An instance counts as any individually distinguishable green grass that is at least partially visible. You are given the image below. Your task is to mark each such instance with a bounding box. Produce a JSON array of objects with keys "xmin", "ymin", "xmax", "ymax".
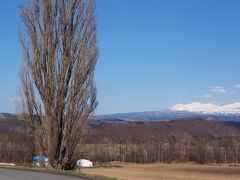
[{"xmin": 0, "ymin": 165, "xmax": 121, "ymax": 180}]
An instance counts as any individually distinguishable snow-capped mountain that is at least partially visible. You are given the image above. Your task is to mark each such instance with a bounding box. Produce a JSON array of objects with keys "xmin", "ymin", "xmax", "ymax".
[
  {"xmin": 171, "ymin": 102, "xmax": 240, "ymax": 114},
  {"xmin": 2, "ymin": 103, "xmax": 240, "ymax": 122},
  {"xmin": 96, "ymin": 102, "xmax": 240, "ymax": 121}
]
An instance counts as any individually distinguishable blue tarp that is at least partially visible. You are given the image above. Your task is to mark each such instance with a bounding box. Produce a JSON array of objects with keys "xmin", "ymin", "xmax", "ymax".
[{"xmin": 33, "ymin": 155, "xmax": 47, "ymax": 163}]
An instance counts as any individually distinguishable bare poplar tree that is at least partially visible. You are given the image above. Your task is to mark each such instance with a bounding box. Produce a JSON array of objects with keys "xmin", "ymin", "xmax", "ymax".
[{"xmin": 18, "ymin": 0, "xmax": 98, "ymax": 170}]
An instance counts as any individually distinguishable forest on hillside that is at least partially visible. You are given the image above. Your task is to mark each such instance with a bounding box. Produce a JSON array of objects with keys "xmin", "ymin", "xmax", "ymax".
[{"xmin": 1, "ymin": 118, "xmax": 240, "ymax": 164}]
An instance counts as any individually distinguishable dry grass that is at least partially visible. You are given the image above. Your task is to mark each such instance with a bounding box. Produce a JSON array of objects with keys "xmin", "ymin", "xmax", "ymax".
[{"xmin": 82, "ymin": 162, "xmax": 240, "ymax": 180}]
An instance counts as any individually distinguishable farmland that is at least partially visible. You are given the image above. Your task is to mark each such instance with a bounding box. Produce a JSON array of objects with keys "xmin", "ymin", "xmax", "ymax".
[{"xmin": 82, "ymin": 162, "xmax": 240, "ymax": 180}]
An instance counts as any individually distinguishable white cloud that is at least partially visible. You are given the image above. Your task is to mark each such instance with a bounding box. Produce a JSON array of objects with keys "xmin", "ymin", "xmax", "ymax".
[
  {"xmin": 171, "ymin": 102, "xmax": 240, "ymax": 114},
  {"xmin": 210, "ymin": 86, "xmax": 227, "ymax": 93},
  {"xmin": 234, "ymin": 84, "xmax": 240, "ymax": 89}
]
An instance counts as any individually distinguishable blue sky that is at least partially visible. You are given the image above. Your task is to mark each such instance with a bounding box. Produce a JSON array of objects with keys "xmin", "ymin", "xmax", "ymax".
[{"xmin": 0, "ymin": 0, "xmax": 240, "ymax": 114}]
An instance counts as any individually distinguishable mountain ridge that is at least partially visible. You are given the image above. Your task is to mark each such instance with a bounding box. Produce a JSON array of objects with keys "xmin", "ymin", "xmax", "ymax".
[
  {"xmin": 96, "ymin": 102, "xmax": 240, "ymax": 121},
  {"xmin": 3, "ymin": 102, "xmax": 240, "ymax": 122}
]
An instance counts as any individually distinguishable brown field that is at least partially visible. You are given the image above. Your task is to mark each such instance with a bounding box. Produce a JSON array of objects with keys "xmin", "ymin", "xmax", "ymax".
[{"xmin": 82, "ymin": 163, "xmax": 240, "ymax": 180}]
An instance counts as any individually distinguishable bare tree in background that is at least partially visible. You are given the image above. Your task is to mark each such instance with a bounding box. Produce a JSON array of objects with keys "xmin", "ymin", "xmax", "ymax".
[{"xmin": 18, "ymin": 0, "xmax": 98, "ymax": 170}]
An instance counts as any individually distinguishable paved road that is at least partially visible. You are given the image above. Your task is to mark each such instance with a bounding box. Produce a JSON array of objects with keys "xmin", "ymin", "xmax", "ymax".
[{"xmin": 0, "ymin": 168, "xmax": 88, "ymax": 180}]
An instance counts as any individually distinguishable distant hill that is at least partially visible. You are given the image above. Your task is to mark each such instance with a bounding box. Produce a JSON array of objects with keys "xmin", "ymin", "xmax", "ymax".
[
  {"xmin": 96, "ymin": 110, "xmax": 240, "ymax": 121},
  {"xmin": 2, "ymin": 111, "xmax": 240, "ymax": 142},
  {"xmin": 3, "ymin": 106, "xmax": 240, "ymax": 122},
  {"xmin": 96, "ymin": 102, "xmax": 240, "ymax": 121},
  {"xmin": 0, "ymin": 116, "xmax": 31, "ymax": 134},
  {"xmin": 87, "ymin": 119, "xmax": 240, "ymax": 143},
  {"xmin": 0, "ymin": 113, "xmax": 5, "ymax": 119},
  {"xmin": 2, "ymin": 116, "xmax": 240, "ymax": 140},
  {"xmin": 0, "ymin": 113, "xmax": 19, "ymax": 120},
  {"xmin": 0, "ymin": 113, "xmax": 18, "ymax": 119}
]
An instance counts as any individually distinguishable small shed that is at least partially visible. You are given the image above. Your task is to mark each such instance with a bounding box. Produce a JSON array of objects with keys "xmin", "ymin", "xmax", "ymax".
[{"xmin": 77, "ymin": 159, "xmax": 93, "ymax": 168}]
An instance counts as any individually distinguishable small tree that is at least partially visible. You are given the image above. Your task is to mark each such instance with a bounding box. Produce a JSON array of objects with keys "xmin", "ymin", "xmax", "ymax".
[{"xmin": 18, "ymin": 0, "xmax": 98, "ymax": 170}]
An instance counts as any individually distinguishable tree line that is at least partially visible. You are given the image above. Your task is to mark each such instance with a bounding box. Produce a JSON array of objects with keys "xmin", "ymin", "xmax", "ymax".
[
  {"xmin": 1, "ymin": 131, "xmax": 240, "ymax": 165},
  {"xmin": 82, "ymin": 135, "xmax": 240, "ymax": 164},
  {"xmin": 0, "ymin": 133, "xmax": 34, "ymax": 164}
]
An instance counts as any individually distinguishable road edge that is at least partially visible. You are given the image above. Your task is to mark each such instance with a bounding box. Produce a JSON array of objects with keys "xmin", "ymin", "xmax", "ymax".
[{"xmin": 0, "ymin": 166, "xmax": 120, "ymax": 180}]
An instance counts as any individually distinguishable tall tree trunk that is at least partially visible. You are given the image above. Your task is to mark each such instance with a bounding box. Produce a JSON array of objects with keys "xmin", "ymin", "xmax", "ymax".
[{"xmin": 18, "ymin": 0, "xmax": 98, "ymax": 170}]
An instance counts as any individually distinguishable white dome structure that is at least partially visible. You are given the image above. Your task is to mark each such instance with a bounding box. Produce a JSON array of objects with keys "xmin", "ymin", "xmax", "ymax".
[{"xmin": 77, "ymin": 159, "xmax": 93, "ymax": 168}]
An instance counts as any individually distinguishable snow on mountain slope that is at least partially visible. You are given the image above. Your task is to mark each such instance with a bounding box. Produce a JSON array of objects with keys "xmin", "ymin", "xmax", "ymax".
[{"xmin": 171, "ymin": 102, "xmax": 240, "ymax": 114}]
